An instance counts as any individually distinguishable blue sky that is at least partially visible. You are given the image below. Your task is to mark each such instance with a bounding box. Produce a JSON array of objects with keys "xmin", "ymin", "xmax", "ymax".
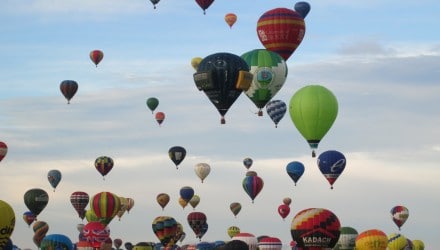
[{"xmin": 1, "ymin": 0, "xmax": 439, "ymax": 249}]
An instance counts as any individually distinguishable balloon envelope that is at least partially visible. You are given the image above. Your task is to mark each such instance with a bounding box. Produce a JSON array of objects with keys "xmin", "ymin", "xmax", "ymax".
[
  {"xmin": 155, "ymin": 111, "xmax": 165, "ymax": 125},
  {"xmin": 225, "ymin": 13, "xmax": 237, "ymax": 28},
  {"xmin": 156, "ymin": 193, "xmax": 170, "ymax": 210},
  {"xmin": 355, "ymin": 229, "xmax": 388, "ymax": 250},
  {"xmin": 187, "ymin": 212, "xmax": 207, "ymax": 239},
  {"xmin": 152, "ymin": 216, "xmax": 178, "ymax": 247},
  {"xmin": 317, "ymin": 150, "xmax": 346, "ymax": 189},
  {"xmin": 146, "ymin": 97, "xmax": 159, "ymax": 113},
  {"xmin": 242, "ymin": 175, "xmax": 264, "ymax": 202},
  {"xmin": 266, "ymin": 100, "xmax": 287, "ymax": 127},
  {"xmin": 90, "ymin": 50, "xmax": 104, "ymax": 67},
  {"xmin": 60, "ymin": 80, "xmax": 78, "ymax": 104},
  {"xmin": 289, "ymin": 85, "xmax": 338, "ymax": 157},
  {"xmin": 390, "ymin": 205, "xmax": 409, "ymax": 230},
  {"xmin": 47, "ymin": 169, "xmax": 62, "ymax": 191},
  {"xmin": 180, "ymin": 186, "xmax": 195, "ymax": 202},
  {"xmin": 23, "ymin": 188, "xmax": 49, "ymax": 218},
  {"xmin": 0, "ymin": 200, "xmax": 15, "ymax": 249},
  {"xmin": 169, "ymin": 146, "xmax": 186, "ymax": 169},
  {"xmin": 294, "ymin": 2, "xmax": 311, "ymax": 18},
  {"xmin": 90, "ymin": 191, "xmax": 121, "ymax": 225},
  {"xmin": 40, "ymin": 234, "xmax": 73, "ymax": 250},
  {"xmin": 195, "ymin": 0, "xmax": 214, "ymax": 14},
  {"xmin": 194, "ymin": 163, "xmax": 211, "ymax": 183},
  {"xmin": 95, "ymin": 156, "xmax": 114, "ymax": 178},
  {"xmin": 0, "ymin": 141, "xmax": 7, "ymax": 162},
  {"xmin": 70, "ymin": 191, "xmax": 89, "ymax": 219},
  {"xmin": 286, "ymin": 161, "xmax": 305, "ymax": 186},
  {"xmin": 230, "ymin": 202, "xmax": 241, "ymax": 217}
]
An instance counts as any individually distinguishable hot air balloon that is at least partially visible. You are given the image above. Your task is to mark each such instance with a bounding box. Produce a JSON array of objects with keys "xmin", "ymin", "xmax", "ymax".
[
  {"xmin": 152, "ymin": 216, "xmax": 178, "ymax": 247},
  {"xmin": 150, "ymin": 0, "xmax": 160, "ymax": 9},
  {"xmin": 0, "ymin": 200, "xmax": 15, "ymax": 249},
  {"xmin": 412, "ymin": 239, "xmax": 425, "ymax": 250},
  {"xmin": 317, "ymin": 150, "xmax": 346, "ymax": 189},
  {"xmin": 291, "ymin": 208, "xmax": 341, "ymax": 249},
  {"xmin": 178, "ymin": 197, "xmax": 189, "ymax": 210},
  {"xmin": 258, "ymin": 237, "xmax": 282, "ymax": 250},
  {"xmin": 24, "ymin": 188, "xmax": 49, "ymax": 219},
  {"xmin": 195, "ymin": 0, "xmax": 214, "ymax": 14},
  {"xmin": 90, "ymin": 191, "xmax": 121, "ymax": 225},
  {"xmin": 85, "ymin": 209, "xmax": 99, "ymax": 223},
  {"xmin": 191, "ymin": 57, "xmax": 203, "ymax": 71},
  {"xmin": 180, "ymin": 186, "xmax": 195, "ymax": 203},
  {"xmin": 230, "ymin": 202, "xmax": 241, "ymax": 217},
  {"xmin": 114, "ymin": 238, "xmax": 123, "ymax": 249},
  {"xmin": 146, "ymin": 97, "xmax": 159, "ymax": 113},
  {"xmin": 32, "ymin": 221, "xmax": 49, "ymax": 248},
  {"xmin": 95, "ymin": 156, "xmax": 114, "ymax": 179},
  {"xmin": 126, "ymin": 197, "xmax": 135, "ymax": 213},
  {"xmin": 294, "ymin": 1, "xmax": 311, "ymax": 18},
  {"xmin": 334, "ymin": 226, "xmax": 358, "ymax": 250},
  {"xmin": 116, "ymin": 196, "xmax": 128, "ymax": 221},
  {"xmin": 242, "ymin": 174, "xmax": 264, "ymax": 203},
  {"xmin": 70, "ymin": 191, "xmax": 89, "ymax": 220},
  {"xmin": 169, "ymin": 146, "xmax": 186, "ymax": 169},
  {"xmin": 388, "ymin": 233, "xmax": 408, "ymax": 250},
  {"xmin": 187, "ymin": 212, "xmax": 207, "ymax": 239},
  {"xmin": 60, "ymin": 80, "xmax": 78, "ymax": 104},
  {"xmin": 256, "ymin": 8, "xmax": 305, "ymax": 61},
  {"xmin": 23, "ymin": 211, "xmax": 36, "ymax": 227},
  {"xmin": 232, "ymin": 232, "xmax": 258, "ymax": 250},
  {"xmin": 289, "ymin": 85, "xmax": 338, "ymax": 157},
  {"xmin": 286, "ymin": 161, "xmax": 304, "ymax": 186},
  {"xmin": 189, "ymin": 195, "xmax": 200, "ymax": 209},
  {"xmin": 89, "ymin": 49, "xmax": 104, "ymax": 67},
  {"xmin": 266, "ymin": 100, "xmax": 287, "ymax": 127},
  {"xmin": 390, "ymin": 205, "xmax": 409, "ymax": 230},
  {"xmin": 0, "ymin": 141, "xmax": 7, "ymax": 163},
  {"xmin": 224, "ymin": 239, "xmax": 248, "ymax": 250},
  {"xmin": 241, "ymin": 49, "xmax": 288, "ymax": 116},
  {"xmin": 278, "ymin": 204, "xmax": 290, "ymax": 220},
  {"xmin": 243, "ymin": 157, "xmax": 253, "ymax": 170},
  {"xmin": 47, "ymin": 169, "xmax": 62, "ymax": 191},
  {"xmin": 225, "ymin": 13, "xmax": 237, "ymax": 28},
  {"xmin": 193, "ymin": 52, "xmax": 253, "ymax": 124},
  {"xmin": 155, "ymin": 111, "xmax": 165, "ymax": 126},
  {"xmin": 283, "ymin": 197, "xmax": 292, "ymax": 206},
  {"xmin": 156, "ymin": 193, "xmax": 170, "ymax": 210},
  {"xmin": 40, "ymin": 234, "xmax": 73, "ymax": 250},
  {"xmin": 125, "ymin": 242, "xmax": 133, "ymax": 250},
  {"xmin": 82, "ymin": 221, "xmax": 110, "ymax": 248},
  {"xmin": 355, "ymin": 229, "xmax": 388, "ymax": 250},
  {"xmin": 195, "ymin": 163, "xmax": 211, "ymax": 183},
  {"xmin": 227, "ymin": 226, "xmax": 240, "ymax": 238}
]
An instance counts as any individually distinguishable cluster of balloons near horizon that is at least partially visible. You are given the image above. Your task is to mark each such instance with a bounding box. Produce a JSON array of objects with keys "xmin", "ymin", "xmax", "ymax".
[{"xmin": 146, "ymin": 97, "xmax": 167, "ymax": 126}]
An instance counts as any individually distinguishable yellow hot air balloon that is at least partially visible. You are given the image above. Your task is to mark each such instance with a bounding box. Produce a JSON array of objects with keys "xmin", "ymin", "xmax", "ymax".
[
  {"xmin": 388, "ymin": 233, "xmax": 407, "ymax": 250},
  {"xmin": 191, "ymin": 57, "xmax": 203, "ymax": 71},
  {"xmin": 178, "ymin": 197, "xmax": 188, "ymax": 209},
  {"xmin": 412, "ymin": 239, "xmax": 425, "ymax": 250},
  {"xmin": 227, "ymin": 226, "xmax": 240, "ymax": 238},
  {"xmin": 0, "ymin": 200, "xmax": 15, "ymax": 248}
]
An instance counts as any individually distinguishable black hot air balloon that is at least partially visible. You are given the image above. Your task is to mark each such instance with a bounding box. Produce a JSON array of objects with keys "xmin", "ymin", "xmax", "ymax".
[{"xmin": 60, "ymin": 80, "xmax": 78, "ymax": 104}]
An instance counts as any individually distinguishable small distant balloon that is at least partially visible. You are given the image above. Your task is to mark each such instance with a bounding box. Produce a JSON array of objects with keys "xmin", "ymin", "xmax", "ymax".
[
  {"xmin": 169, "ymin": 146, "xmax": 186, "ymax": 169},
  {"xmin": 294, "ymin": 1, "xmax": 311, "ymax": 18},
  {"xmin": 155, "ymin": 112, "xmax": 165, "ymax": 126},
  {"xmin": 191, "ymin": 57, "xmax": 203, "ymax": 71},
  {"xmin": 94, "ymin": 156, "xmax": 114, "ymax": 179},
  {"xmin": 89, "ymin": 50, "xmax": 104, "ymax": 67},
  {"xmin": 150, "ymin": 0, "xmax": 160, "ymax": 9},
  {"xmin": 225, "ymin": 13, "xmax": 237, "ymax": 28},
  {"xmin": 0, "ymin": 141, "xmax": 7, "ymax": 163},
  {"xmin": 60, "ymin": 80, "xmax": 78, "ymax": 104},
  {"xmin": 47, "ymin": 169, "xmax": 62, "ymax": 191},
  {"xmin": 243, "ymin": 157, "xmax": 253, "ymax": 170},
  {"xmin": 146, "ymin": 97, "xmax": 159, "ymax": 113}
]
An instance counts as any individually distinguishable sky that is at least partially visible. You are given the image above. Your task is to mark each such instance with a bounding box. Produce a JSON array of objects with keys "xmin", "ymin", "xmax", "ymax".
[{"xmin": 0, "ymin": 0, "xmax": 439, "ymax": 249}]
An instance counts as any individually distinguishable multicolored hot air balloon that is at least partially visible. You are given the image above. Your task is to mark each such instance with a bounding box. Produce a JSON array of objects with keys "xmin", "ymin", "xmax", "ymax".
[
  {"xmin": 317, "ymin": 150, "xmax": 346, "ymax": 189},
  {"xmin": 60, "ymin": 80, "xmax": 78, "ymax": 104},
  {"xmin": 291, "ymin": 208, "xmax": 341, "ymax": 249},
  {"xmin": 95, "ymin": 156, "xmax": 114, "ymax": 179},
  {"xmin": 126, "ymin": 197, "xmax": 135, "ymax": 213},
  {"xmin": 90, "ymin": 50, "xmax": 104, "ymax": 67},
  {"xmin": 32, "ymin": 221, "xmax": 49, "ymax": 248},
  {"xmin": 388, "ymin": 233, "xmax": 408, "ymax": 250},
  {"xmin": 23, "ymin": 211, "xmax": 36, "ymax": 227},
  {"xmin": 194, "ymin": 163, "xmax": 211, "ymax": 183},
  {"xmin": 24, "ymin": 188, "xmax": 49, "ymax": 219},
  {"xmin": 169, "ymin": 146, "xmax": 186, "ymax": 169},
  {"xmin": 70, "ymin": 191, "xmax": 89, "ymax": 220},
  {"xmin": 0, "ymin": 141, "xmax": 7, "ymax": 163},
  {"xmin": 242, "ymin": 173, "xmax": 264, "ymax": 203},
  {"xmin": 241, "ymin": 49, "xmax": 288, "ymax": 116},
  {"xmin": 40, "ymin": 234, "xmax": 73, "ymax": 250},
  {"xmin": 152, "ymin": 216, "xmax": 178, "ymax": 247},
  {"xmin": 243, "ymin": 157, "xmax": 253, "ymax": 170},
  {"xmin": 390, "ymin": 205, "xmax": 409, "ymax": 230},
  {"xmin": 334, "ymin": 226, "xmax": 358, "ymax": 250},
  {"xmin": 225, "ymin": 13, "xmax": 237, "ymax": 28},
  {"xmin": 256, "ymin": 8, "xmax": 306, "ymax": 61},
  {"xmin": 146, "ymin": 97, "xmax": 159, "ymax": 113},
  {"xmin": 289, "ymin": 85, "xmax": 338, "ymax": 157},
  {"xmin": 187, "ymin": 212, "xmax": 207, "ymax": 239},
  {"xmin": 156, "ymin": 193, "xmax": 170, "ymax": 210},
  {"xmin": 258, "ymin": 237, "xmax": 282, "ymax": 250},
  {"xmin": 286, "ymin": 161, "xmax": 305, "ymax": 186},
  {"xmin": 82, "ymin": 221, "xmax": 110, "ymax": 248},
  {"xmin": 230, "ymin": 202, "xmax": 241, "ymax": 218},
  {"xmin": 0, "ymin": 200, "xmax": 15, "ymax": 249},
  {"xmin": 90, "ymin": 191, "xmax": 121, "ymax": 225},
  {"xmin": 193, "ymin": 52, "xmax": 253, "ymax": 124},
  {"xmin": 355, "ymin": 229, "xmax": 388, "ymax": 250},
  {"xmin": 114, "ymin": 238, "xmax": 123, "ymax": 250},
  {"xmin": 266, "ymin": 100, "xmax": 287, "ymax": 127},
  {"xmin": 195, "ymin": 0, "xmax": 214, "ymax": 14},
  {"xmin": 47, "ymin": 169, "xmax": 62, "ymax": 191}
]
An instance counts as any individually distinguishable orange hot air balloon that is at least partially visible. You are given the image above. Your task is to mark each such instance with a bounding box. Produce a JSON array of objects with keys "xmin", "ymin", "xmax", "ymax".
[
  {"xmin": 225, "ymin": 13, "xmax": 237, "ymax": 28},
  {"xmin": 155, "ymin": 112, "xmax": 165, "ymax": 126},
  {"xmin": 355, "ymin": 229, "xmax": 388, "ymax": 250},
  {"xmin": 90, "ymin": 50, "xmax": 104, "ymax": 67},
  {"xmin": 256, "ymin": 8, "xmax": 306, "ymax": 61},
  {"xmin": 156, "ymin": 193, "xmax": 170, "ymax": 210}
]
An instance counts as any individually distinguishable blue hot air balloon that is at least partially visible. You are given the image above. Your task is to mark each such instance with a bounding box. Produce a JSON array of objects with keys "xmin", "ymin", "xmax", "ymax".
[
  {"xmin": 317, "ymin": 150, "xmax": 346, "ymax": 189},
  {"xmin": 286, "ymin": 161, "xmax": 305, "ymax": 186},
  {"xmin": 179, "ymin": 186, "xmax": 195, "ymax": 202},
  {"xmin": 47, "ymin": 169, "xmax": 62, "ymax": 191},
  {"xmin": 266, "ymin": 100, "xmax": 287, "ymax": 128},
  {"xmin": 294, "ymin": 1, "xmax": 311, "ymax": 18}
]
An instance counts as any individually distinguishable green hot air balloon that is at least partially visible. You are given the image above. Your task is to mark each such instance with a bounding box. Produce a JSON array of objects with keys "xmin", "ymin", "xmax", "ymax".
[
  {"xmin": 146, "ymin": 97, "xmax": 159, "ymax": 114},
  {"xmin": 24, "ymin": 188, "xmax": 49, "ymax": 219},
  {"xmin": 241, "ymin": 49, "xmax": 288, "ymax": 116},
  {"xmin": 289, "ymin": 85, "xmax": 338, "ymax": 157}
]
